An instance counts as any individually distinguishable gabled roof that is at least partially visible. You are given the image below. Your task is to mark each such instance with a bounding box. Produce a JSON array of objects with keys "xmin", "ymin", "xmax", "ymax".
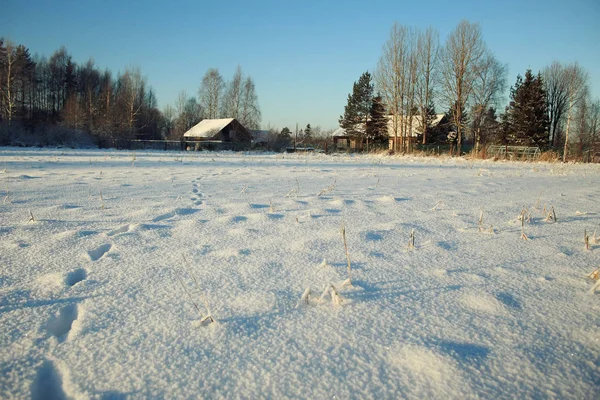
[
  {"xmin": 386, "ymin": 114, "xmax": 445, "ymax": 137},
  {"xmin": 331, "ymin": 127, "xmax": 347, "ymax": 137},
  {"xmin": 183, "ymin": 118, "xmax": 235, "ymax": 138}
]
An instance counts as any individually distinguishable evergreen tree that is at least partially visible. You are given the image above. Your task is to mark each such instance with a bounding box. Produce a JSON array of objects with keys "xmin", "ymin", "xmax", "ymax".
[
  {"xmin": 304, "ymin": 123, "xmax": 312, "ymax": 140},
  {"xmin": 480, "ymin": 107, "xmax": 500, "ymax": 145},
  {"xmin": 367, "ymin": 95, "xmax": 389, "ymax": 147},
  {"xmin": 444, "ymin": 102, "xmax": 468, "ymax": 152},
  {"xmin": 279, "ymin": 127, "xmax": 291, "ymax": 138},
  {"xmin": 339, "ymin": 71, "xmax": 374, "ymax": 149},
  {"xmin": 502, "ymin": 70, "xmax": 549, "ymax": 148},
  {"xmin": 416, "ymin": 102, "xmax": 438, "ymax": 144}
]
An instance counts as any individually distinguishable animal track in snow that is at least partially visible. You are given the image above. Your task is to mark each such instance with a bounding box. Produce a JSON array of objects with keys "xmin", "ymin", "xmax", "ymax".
[
  {"xmin": 107, "ymin": 224, "xmax": 131, "ymax": 236},
  {"xmin": 31, "ymin": 360, "xmax": 67, "ymax": 400},
  {"xmin": 65, "ymin": 269, "xmax": 86, "ymax": 286},
  {"xmin": 153, "ymin": 208, "xmax": 199, "ymax": 222},
  {"xmin": 46, "ymin": 304, "xmax": 78, "ymax": 340},
  {"xmin": 88, "ymin": 244, "xmax": 111, "ymax": 261}
]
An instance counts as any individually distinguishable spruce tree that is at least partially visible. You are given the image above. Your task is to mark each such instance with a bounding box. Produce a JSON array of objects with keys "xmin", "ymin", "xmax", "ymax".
[
  {"xmin": 339, "ymin": 71, "xmax": 374, "ymax": 149},
  {"xmin": 367, "ymin": 95, "xmax": 389, "ymax": 147},
  {"xmin": 304, "ymin": 123, "xmax": 312, "ymax": 140},
  {"xmin": 503, "ymin": 70, "xmax": 549, "ymax": 148}
]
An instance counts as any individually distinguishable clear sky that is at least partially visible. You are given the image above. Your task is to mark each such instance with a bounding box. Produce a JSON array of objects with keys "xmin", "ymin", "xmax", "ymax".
[{"xmin": 2, "ymin": 0, "xmax": 599, "ymax": 131}]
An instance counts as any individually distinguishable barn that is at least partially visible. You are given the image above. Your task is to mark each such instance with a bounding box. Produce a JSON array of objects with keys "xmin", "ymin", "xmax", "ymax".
[{"xmin": 183, "ymin": 118, "xmax": 252, "ymax": 151}]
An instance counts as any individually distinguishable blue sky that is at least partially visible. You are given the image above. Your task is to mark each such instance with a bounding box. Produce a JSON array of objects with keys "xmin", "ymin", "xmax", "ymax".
[{"xmin": 2, "ymin": 0, "xmax": 599, "ymax": 130}]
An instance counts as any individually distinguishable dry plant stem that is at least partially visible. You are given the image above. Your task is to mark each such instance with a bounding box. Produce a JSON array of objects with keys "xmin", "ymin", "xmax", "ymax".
[
  {"xmin": 584, "ymin": 230, "xmax": 589, "ymax": 250},
  {"xmin": 341, "ymin": 226, "xmax": 352, "ymax": 285},
  {"xmin": 182, "ymin": 255, "xmax": 213, "ymax": 316},
  {"xmin": 174, "ymin": 272, "xmax": 203, "ymax": 318},
  {"xmin": 478, "ymin": 209, "xmax": 484, "ymax": 232},
  {"xmin": 99, "ymin": 191, "xmax": 105, "ymax": 209},
  {"xmin": 269, "ymin": 200, "xmax": 274, "ymax": 213},
  {"xmin": 521, "ymin": 213, "xmax": 529, "ymax": 240},
  {"xmin": 534, "ymin": 191, "xmax": 542, "ymax": 209},
  {"xmin": 588, "ymin": 268, "xmax": 599, "ymax": 281},
  {"xmin": 408, "ymin": 229, "xmax": 415, "ymax": 249},
  {"xmin": 27, "ymin": 210, "xmax": 35, "ymax": 223}
]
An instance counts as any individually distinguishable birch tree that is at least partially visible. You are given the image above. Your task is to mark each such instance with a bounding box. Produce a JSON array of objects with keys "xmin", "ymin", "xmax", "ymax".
[
  {"xmin": 415, "ymin": 27, "xmax": 439, "ymax": 145},
  {"xmin": 562, "ymin": 63, "xmax": 588, "ymax": 162},
  {"xmin": 222, "ymin": 65, "xmax": 243, "ymax": 119},
  {"xmin": 470, "ymin": 50, "xmax": 507, "ymax": 154},
  {"xmin": 0, "ymin": 40, "xmax": 17, "ymax": 123},
  {"xmin": 199, "ymin": 68, "xmax": 224, "ymax": 119},
  {"xmin": 440, "ymin": 20, "xmax": 486, "ymax": 155},
  {"xmin": 543, "ymin": 62, "xmax": 570, "ymax": 148},
  {"xmin": 240, "ymin": 76, "xmax": 261, "ymax": 129}
]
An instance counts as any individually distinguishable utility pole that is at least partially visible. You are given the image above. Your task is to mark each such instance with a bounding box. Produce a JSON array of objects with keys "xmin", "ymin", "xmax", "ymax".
[{"xmin": 295, "ymin": 122, "xmax": 298, "ymax": 150}]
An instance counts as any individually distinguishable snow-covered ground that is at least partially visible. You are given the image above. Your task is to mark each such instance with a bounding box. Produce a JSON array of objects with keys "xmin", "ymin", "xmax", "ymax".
[{"xmin": 1, "ymin": 148, "xmax": 599, "ymax": 399}]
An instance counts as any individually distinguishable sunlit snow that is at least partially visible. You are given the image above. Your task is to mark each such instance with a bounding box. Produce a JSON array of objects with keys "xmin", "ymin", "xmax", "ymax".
[{"xmin": 1, "ymin": 148, "xmax": 599, "ymax": 399}]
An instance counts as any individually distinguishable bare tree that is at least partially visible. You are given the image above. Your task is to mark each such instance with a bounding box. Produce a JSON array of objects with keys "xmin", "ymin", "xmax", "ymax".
[
  {"xmin": 175, "ymin": 89, "xmax": 188, "ymax": 118},
  {"xmin": 222, "ymin": 65, "xmax": 243, "ymax": 119},
  {"xmin": 562, "ymin": 63, "xmax": 588, "ymax": 162},
  {"xmin": 440, "ymin": 20, "xmax": 486, "ymax": 155},
  {"xmin": 415, "ymin": 27, "xmax": 439, "ymax": 145},
  {"xmin": 0, "ymin": 40, "xmax": 17, "ymax": 123},
  {"xmin": 199, "ymin": 68, "xmax": 224, "ymax": 119},
  {"xmin": 116, "ymin": 66, "xmax": 146, "ymax": 136},
  {"xmin": 543, "ymin": 61, "xmax": 570, "ymax": 148},
  {"xmin": 470, "ymin": 50, "xmax": 507, "ymax": 154},
  {"xmin": 375, "ymin": 23, "xmax": 412, "ymax": 152},
  {"xmin": 240, "ymin": 76, "xmax": 261, "ymax": 129}
]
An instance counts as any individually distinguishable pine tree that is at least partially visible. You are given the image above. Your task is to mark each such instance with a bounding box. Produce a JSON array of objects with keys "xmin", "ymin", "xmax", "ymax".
[
  {"xmin": 367, "ymin": 95, "xmax": 389, "ymax": 147},
  {"xmin": 502, "ymin": 70, "xmax": 549, "ymax": 148},
  {"xmin": 339, "ymin": 71, "xmax": 374, "ymax": 149},
  {"xmin": 304, "ymin": 123, "xmax": 312, "ymax": 140}
]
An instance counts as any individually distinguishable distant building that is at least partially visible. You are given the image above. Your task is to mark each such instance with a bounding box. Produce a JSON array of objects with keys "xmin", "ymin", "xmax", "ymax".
[
  {"xmin": 183, "ymin": 118, "xmax": 251, "ymax": 151},
  {"xmin": 332, "ymin": 114, "xmax": 446, "ymax": 151},
  {"xmin": 249, "ymin": 130, "xmax": 270, "ymax": 148}
]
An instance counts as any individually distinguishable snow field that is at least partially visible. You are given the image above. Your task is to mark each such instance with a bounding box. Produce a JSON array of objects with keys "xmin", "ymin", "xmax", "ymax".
[{"xmin": 0, "ymin": 148, "xmax": 599, "ymax": 399}]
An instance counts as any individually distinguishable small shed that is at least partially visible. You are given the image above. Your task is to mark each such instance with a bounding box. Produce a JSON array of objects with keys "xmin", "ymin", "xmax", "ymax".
[{"xmin": 183, "ymin": 118, "xmax": 252, "ymax": 151}]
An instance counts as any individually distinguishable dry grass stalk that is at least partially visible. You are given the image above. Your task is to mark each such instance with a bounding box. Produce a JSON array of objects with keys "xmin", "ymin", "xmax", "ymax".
[
  {"xmin": 181, "ymin": 255, "xmax": 215, "ymax": 325},
  {"xmin": 520, "ymin": 210, "xmax": 529, "ymax": 240},
  {"xmin": 478, "ymin": 209, "xmax": 484, "ymax": 232},
  {"xmin": 99, "ymin": 191, "xmax": 105, "ymax": 209},
  {"xmin": 330, "ymin": 285, "xmax": 343, "ymax": 306},
  {"xmin": 587, "ymin": 267, "xmax": 599, "ymax": 281},
  {"xmin": 296, "ymin": 288, "xmax": 313, "ymax": 307},
  {"xmin": 408, "ymin": 229, "xmax": 415, "ymax": 249},
  {"xmin": 544, "ymin": 206, "xmax": 557, "ymax": 222},
  {"xmin": 241, "ymin": 185, "xmax": 248, "ymax": 193},
  {"xmin": 317, "ymin": 180, "xmax": 336, "ymax": 196},
  {"xmin": 534, "ymin": 191, "xmax": 542, "ymax": 209},
  {"xmin": 269, "ymin": 200, "xmax": 274, "ymax": 213},
  {"xmin": 27, "ymin": 210, "xmax": 35, "ymax": 223},
  {"xmin": 431, "ymin": 200, "xmax": 444, "ymax": 211},
  {"xmin": 584, "ymin": 230, "xmax": 590, "ymax": 250},
  {"xmin": 341, "ymin": 225, "xmax": 352, "ymax": 286}
]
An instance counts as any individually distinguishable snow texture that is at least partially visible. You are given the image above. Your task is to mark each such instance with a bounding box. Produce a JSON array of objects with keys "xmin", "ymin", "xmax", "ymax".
[{"xmin": 0, "ymin": 148, "xmax": 599, "ymax": 399}]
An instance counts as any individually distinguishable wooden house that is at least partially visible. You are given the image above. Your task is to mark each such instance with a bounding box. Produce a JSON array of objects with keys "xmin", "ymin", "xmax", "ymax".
[{"xmin": 183, "ymin": 118, "xmax": 252, "ymax": 151}]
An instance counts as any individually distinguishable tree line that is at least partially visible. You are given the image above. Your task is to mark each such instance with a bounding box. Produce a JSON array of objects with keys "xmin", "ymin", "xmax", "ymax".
[
  {"xmin": 340, "ymin": 20, "xmax": 599, "ymax": 160},
  {"xmin": 0, "ymin": 39, "xmax": 261, "ymax": 146}
]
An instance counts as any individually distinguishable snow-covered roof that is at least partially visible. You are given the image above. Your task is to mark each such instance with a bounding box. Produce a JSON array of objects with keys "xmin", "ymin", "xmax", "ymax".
[
  {"xmin": 331, "ymin": 127, "xmax": 347, "ymax": 137},
  {"xmin": 386, "ymin": 114, "xmax": 445, "ymax": 137},
  {"xmin": 183, "ymin": 118, "xmax": 235, "ymax": 138}
]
